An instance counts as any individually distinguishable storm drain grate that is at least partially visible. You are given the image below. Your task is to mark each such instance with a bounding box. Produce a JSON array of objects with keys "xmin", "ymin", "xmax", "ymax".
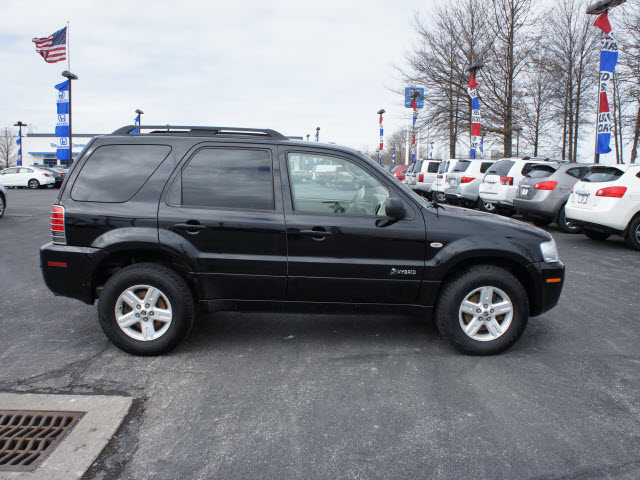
[{"xmin": 0, "ymin": 410, "xmax": 85, "ymax": 472}]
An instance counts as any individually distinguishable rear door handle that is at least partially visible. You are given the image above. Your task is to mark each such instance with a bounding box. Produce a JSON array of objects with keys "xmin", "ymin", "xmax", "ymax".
[{"xmin": 173, "ymin": 222, "xmax": 206, "ymax": 234}]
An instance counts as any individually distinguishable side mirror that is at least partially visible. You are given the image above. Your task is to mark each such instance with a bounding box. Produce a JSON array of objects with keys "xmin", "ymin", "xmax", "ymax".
[{"xmin": 384, "ymin": 197, "xmax": 405, "ymax": 219}]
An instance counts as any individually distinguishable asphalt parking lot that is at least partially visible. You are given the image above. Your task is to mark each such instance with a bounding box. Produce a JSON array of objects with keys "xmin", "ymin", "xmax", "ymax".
[{"xmin": 0, "ymin": 189, "xmax": 639, "ymax": 480}]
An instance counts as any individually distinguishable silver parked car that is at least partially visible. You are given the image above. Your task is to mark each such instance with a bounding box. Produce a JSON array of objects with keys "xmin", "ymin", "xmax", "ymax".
[
  {"xmin": 513, "ymin": 162, "xmax": 592, "ymax": 232},
  {"xmin": 403, "ymin": 160, "xmax": 424, "ymax": 190},
  {"xmin": 445, "ymin": 159, "xmax": 495, "ymax": 209}
]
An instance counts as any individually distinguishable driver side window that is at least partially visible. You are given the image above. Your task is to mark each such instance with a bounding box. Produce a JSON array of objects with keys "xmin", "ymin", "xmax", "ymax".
[{"xmin": 287, "ymin": 153, "xmax": 390, "ymax": 216}]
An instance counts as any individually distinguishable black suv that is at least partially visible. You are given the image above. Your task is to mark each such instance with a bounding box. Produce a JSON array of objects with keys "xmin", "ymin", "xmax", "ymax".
[{"xmin": 41, "ymin": 125, "xmax": 564, "ymax": 356}]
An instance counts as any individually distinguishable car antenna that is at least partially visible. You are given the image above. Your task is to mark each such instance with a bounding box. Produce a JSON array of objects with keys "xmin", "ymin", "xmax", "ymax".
[{"xmin": 430, "ymin": 196, "xmax": 444, "ymax": 219}]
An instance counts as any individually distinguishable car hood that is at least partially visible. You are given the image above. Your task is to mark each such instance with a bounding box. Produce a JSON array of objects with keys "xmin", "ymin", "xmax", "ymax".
[{"xmin": 427, "ymin": 204, "xmax": 552, "ymax": 241}]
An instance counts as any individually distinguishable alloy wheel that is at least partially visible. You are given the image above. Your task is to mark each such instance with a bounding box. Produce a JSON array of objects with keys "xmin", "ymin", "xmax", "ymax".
[
  {"xmin": 114, "ymin": 284, "xmax": 173, "ymax": 341},
  {"xmin": 458, "ymin": 286, "xmax": 513, "ymax": 341}
]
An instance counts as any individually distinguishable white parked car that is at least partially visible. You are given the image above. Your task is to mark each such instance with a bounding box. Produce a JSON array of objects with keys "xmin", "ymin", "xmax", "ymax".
[
  {"xmin": 415, "ymin": 160, "xmax": 442, "ymax": 195},
  {"xmin": 445, "ymin": 159, "xmax": 495, "ymax": 209},
  {"xmin": 565, "ymin": 164, "xmax": 640, "ymax": 250},
  {"xmin": 0, "ymin": 166, "xmax": 56, "ymax": 189},
  {"xmin": 430, "ymin": 159, "xmax": 461, "ymax": 203},
  {"xmin": 478, "ymin": 158, "xmax": 560, "ymax": 214}
]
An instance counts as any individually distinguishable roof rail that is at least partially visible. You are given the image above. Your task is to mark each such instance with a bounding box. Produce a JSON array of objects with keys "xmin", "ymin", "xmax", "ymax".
[{"xmin": 111, "ymin": 125, "xmax": 289, "ymax": 140}]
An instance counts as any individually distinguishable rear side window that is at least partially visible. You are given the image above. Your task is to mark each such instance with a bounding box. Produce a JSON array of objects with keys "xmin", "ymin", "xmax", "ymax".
[
  {"xmin": 583, "ymin": 166, "xmax": 624, "ymax": 183},
  {"xmin": 480, "ymin": 162, "xmax": 494, "ymax": 173},
  {"xmin": 71, "ymin": 145, "xmax": 171, "ymax": 202},
  {"xmin": 179, "ymin": 148, "xmax": 274, "ymax": 210},
  {"xmin": 452, "ymin": 161, "xmax": 470, "ymax": 173},
  {"xmin": 521, "ymin": 163, "xmax": 545, "ymax": 176},
  {"xmin": 566, "ymin": 167, "xmax": 588, "ymax": 179},
  {"xmin": 427, "ymin": 162, "xmax": 440, "ymax": 173},
  {"xmin": 485, "ymin": 160, "xmax": 514, "ymax": 176}
]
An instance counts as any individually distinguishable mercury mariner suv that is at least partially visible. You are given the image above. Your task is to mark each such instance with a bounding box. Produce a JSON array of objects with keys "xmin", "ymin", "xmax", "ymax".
[{"xmin": 41, "ymin": 125, "xmax": 565, "ymax": 356}]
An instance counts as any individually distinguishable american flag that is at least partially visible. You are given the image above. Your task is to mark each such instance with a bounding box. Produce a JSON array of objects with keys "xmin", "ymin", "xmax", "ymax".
[{"xmin": 32, "ymin": 27, "xmax": 67, "ymax": 63}]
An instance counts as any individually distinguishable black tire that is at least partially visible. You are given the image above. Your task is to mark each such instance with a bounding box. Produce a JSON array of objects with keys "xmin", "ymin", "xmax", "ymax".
[
  {"xmin": 0, "ymin": 193, "xmax": 5, "ymax": 218},
  {"xmin": 478, "ymin": 200, "xmax": 497, "ymax": 213},
  {"xmin": 28, "ymin": 179, "xmax": 40, "ymax": 189},
  {"xmin": 46, "ymin": 183, "xmax": 55, "ymax": 189},
  {"xmin": 624, "ymin": 215, "xmax": 640, "ymax": 250},
  {"xmin": 435, "ymin": 265, "xmax": 529, "ymax": 355},
  {"xmin": 98, "ymin": 263, "xmax": 195, "ymax": 356},
  {"xmin": 434, "ymin": 192, "xmax": 446, "ymax": 203},
  {"xmin": 584, "ymin": 229, "xmax": 610, "ymax": 241},
  {"xmin": 557, "ymin": 205, "xmax": 582, "ymax": 234},
  {"xmin": 498, "ymin": 206, "xmax": 515, "ymax": 217},
  {"xmin": 532, "ymin": 218, "xmax": 552, "ymax": 228}
]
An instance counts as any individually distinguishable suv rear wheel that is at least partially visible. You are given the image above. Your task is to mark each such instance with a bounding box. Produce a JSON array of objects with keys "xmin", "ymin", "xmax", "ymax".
[
  {"xmin": 435, "ymin": 266, "xmax": 529, "ymax": 355},
  {"xmin": 557, "ymin": 205, "xmax": 581, "ymax": 234},
  {"xmin": 624, "ymin": 215, "xmax": 640, "ymax": 251},
  {"xmin": 584, "ymin": 229, "xmax": 610, "ymax": 241},
  {"xmin": 98, "ymin": 263, "xmax": 195, "ymax": 356}
]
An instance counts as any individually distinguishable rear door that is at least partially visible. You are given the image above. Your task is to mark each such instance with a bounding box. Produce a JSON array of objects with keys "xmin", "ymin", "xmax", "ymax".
[
  {"xmin": 280, "ymin": 147, "xmax": 426, "ymax": 304},
  {"xmin": 158, "ymin": 144, "xmax": 287, "ymax": 300}
]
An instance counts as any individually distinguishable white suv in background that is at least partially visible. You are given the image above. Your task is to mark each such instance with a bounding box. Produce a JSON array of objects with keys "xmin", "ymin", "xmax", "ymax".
[
  {"xmin": 430, "ymin": 159, "xmax": 460, "ymax": 203},
  {"xmin": 565, "ymin": 164, "xmax": 640, "ymax": 250},
  {"xmin": 0, "ymin": 166, "xmax": 56, "ymax": 189},
  {"xmin": 479, "ymin": 158, "xmax": 559, "ymax": 214},
  {"xmin": 445, "ymin": 159, "xmax": 495, "ymax": 208},
  {"xmin": 415, "ymin": 159, "xmax": 442, "ymax": 196}
]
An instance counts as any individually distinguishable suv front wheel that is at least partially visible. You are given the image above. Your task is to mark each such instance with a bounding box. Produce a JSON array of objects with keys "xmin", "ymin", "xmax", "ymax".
[
  {"xmin": 98, "ymin": 263, "xmax": 195, "ymax": 356},
  {"xmin": 435, "ymin": 266, "xmax": 529, "ymax": 355}
]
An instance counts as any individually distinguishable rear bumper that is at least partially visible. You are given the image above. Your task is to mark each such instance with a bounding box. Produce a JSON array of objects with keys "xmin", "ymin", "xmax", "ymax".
[
  {"xmin": 563, "ymin": 219, "xmax": 623, "ymax": 236},
  {"xmin": 565, "ymin": 204, "xmax": 628, "ymax": 232},
  {"xmin": 513, "ymin": 197, "xmax": 561, "ymax": 220},
  {"xmin": 526, "ymin": 261, "xmax": 565, "ymax": 316},
  {"xmin": 40, "ymin": 242, "xmax": 108, "ymax": 304}
]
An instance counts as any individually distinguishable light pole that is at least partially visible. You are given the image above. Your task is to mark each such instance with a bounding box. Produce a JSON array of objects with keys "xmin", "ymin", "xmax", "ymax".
[
  {"xmin": 306, "ymin": 134, "xmax": 310, "ymax": 141},
  {"xmin": 587, "ymin": 0, "xmax": 626, "ymax": 164},
  {"xmin": 514, "ymin": 125, "xmax": 523, "ymax": 157},
  {"xmin": 410, "ymin": 90, "xmax": 422, "ymax": 164},
  {"xmin": 315, "ymin": 127, "xmax": 320, "ymax": 142},
  {"xmin": 377, "ymin": 109, "xmax": 385, "ymax": 165},
  {"xmin": 466, "ymin": 61, "xmax": 484, "ymax": 159},
  {"xmin": 14, "ymin": 121, "xmax": 27, "ymax": 167},
  {"xmin": 61, "ymin": 70, "xmax": 78, "ymax": 162},
  {"xmin": 135, "ymin": 108, "xmax": 144, "ymax": 128}
]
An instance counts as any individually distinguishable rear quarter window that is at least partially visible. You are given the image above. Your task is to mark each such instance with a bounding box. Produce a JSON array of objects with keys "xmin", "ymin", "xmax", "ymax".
[
  {"xmin": 485, "ymin": 160, "xmax": 514, "ymax": 176},
  {"xmin": 527, "ymin": 165, "xmax": 557, "ymax": 178},
  {"xmin": 71, "ymin": 144, "xmax": 171, "ymax": 202},
  {"xmin": 480, "ymin": 162, "xmax": 494, "ymax": 174},
  {"xmin": 521, "ymin": 163, "xmax": 546, "ymax": 176},
  {"xmin": 438, "ymin": 161, "xmax": 450, "ymax": 173},
  {"xmin": 427, "ymin": 162, "xmax": 440, "ymax": 173}
]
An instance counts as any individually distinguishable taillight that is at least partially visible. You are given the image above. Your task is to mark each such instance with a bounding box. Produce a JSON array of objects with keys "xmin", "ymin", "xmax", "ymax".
[
  {"xmin": 418, "ymin": 173, "xmax": 424, "ymax": 182},
  {"xmin": 43, "ymin": 173, "xmax": 51, "ymax": 177},
  {"xmin": 51, "ymin": 205, "xmax": 66, "ymax": 244},
  {"xmin": 500, "ymin": 176, "xmax": 514, "ymax": 186},
  {"xmin": 460, "ymin": 177, "xmax": 475, "ymax": 184},
  {"xmin": 534, "ymin": 181, "xmax": 558, "ymax": 190},
  {"xmin": 596, "ymin": 186, "xmax": 627, "ymax": 198}
]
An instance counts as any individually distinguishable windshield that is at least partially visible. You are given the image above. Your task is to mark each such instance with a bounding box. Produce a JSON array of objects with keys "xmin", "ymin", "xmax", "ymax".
[
  {"xmin": 486, "ymin": 160, "xmax": 515, "ymax": 176},
  {"xmin": 526, "ymin": 166, "xmax": 557, "ymax": 178},
  {"xmin": 583, "ymin": 166, "xmax": 624, "ymax": 183}
]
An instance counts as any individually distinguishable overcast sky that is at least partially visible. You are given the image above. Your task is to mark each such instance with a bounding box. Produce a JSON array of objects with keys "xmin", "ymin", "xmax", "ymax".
[{"xmin": 2, "ymin": 0, "xmax": 429, "ymax": 153}]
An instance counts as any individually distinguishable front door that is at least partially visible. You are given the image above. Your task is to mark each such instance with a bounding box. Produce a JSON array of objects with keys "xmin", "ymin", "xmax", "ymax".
[
  {"xmin": 0, "ymin": 168, "xmax": 20, "ymax": 187},
  {"xmin": 158, "ymin": 144, "xmax": 287, "ymax": 300},
  {"xmin": 281, "ymin": 148, "xmax": 426, "ymax": 304}
]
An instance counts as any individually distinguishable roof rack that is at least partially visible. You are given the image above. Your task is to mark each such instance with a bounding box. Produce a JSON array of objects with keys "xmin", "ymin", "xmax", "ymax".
[{"xmin": 111, "ymin": 125, "xmax": 289, "ymax": 140}]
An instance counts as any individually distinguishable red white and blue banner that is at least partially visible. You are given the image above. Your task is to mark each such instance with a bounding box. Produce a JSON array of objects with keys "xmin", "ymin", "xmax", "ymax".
[
  {"xmin": 392, "ymin": 148, "xmax": 396, "ymax": 165},
  {"xmin": 468, "ymin": 73, "xmax": 481, "ymax": 159},
  {"xmin": 594, "ymin": 12, "xmax": 618, "ymax": 155},
  {"xmin": 54, "ymin": 80, "xmax": 70, "ymax": 161},
  {"xmin": 378, "ymin": 111, "xmax": 384, "ymax": 165},
  {"xmin": 16, "ymin": 137, "xmax": 22, "ymax": 166}
]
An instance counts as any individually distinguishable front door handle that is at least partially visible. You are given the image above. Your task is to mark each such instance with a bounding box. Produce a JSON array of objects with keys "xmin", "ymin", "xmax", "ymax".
[
  {"xmin": 300, "ymin": 229, "xmax": 333, "ymax": 241},
  {"xmin": 173, "ymin": 222, "xmax": 206, "ymax": 234}
]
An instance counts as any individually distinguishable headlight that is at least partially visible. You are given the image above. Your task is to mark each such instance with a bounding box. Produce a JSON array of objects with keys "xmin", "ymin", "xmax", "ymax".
[{"xmin": 540, "ymin": 239, "xmax": 559, "ymax": 263}]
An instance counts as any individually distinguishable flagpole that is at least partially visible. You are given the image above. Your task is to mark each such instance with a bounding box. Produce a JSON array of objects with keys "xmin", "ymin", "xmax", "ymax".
[{"xmin": 66, "ymin": 21, "xmax": 70, "ymax": 72}]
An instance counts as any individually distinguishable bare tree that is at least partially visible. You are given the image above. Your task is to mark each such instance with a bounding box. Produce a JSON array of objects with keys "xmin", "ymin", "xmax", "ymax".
[
  {"xmin": 386, "ymin": 128, "xmax": 410, "ymax": 164},
  {"xmin": 518, "ymin": 55, "xmax": 555, "ymax": 156},
  {"xmin": 482, "ymin": 0, "xmax": 539, "ymax": 157},
  {"xmin": 0, "ymin": 127, "xmax": 18, "ymax": 169}
]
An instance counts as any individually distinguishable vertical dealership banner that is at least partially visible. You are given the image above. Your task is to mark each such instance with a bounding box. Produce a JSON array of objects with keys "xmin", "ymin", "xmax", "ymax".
[
  {"xmin": 480, "ymin": 136, "xmax": 484, "ymax": 159},
  {"xmin": 405, "ymin": 87, "xmax": 424, "ymax": 164},
  {"xmin": 54, "ymin": 80, "xmax": 70, "ymax": 161},
  {"xmin": 132, "ymin": 114, "xmax": 141, "ymax": 134},
  {"xmin": 16, "ymin": 137, "xmax": 22, "ymax": 166},
  {"xmin": 429, "ymin": 143, "xmax": 434, "ymax": 159},
  {"xmin": 594, "ymin": 11, "xmax": 618, "ymax": 155},
  {"xmin": 392, "ymin": 148, "xmax": 396, "ymax": 165},
  {"xmin": 468, "ymin": 73, "xmax": 481, "ymax": 159},
  {"xmin": 378, "ymin": 112, "xmax": 384, "ymax": 165}
]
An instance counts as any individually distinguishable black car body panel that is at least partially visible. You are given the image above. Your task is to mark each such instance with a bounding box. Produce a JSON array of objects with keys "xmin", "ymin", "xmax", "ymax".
[{"xmin": 40, "ymin": 127, "xmax": 565, "ymax": 323}]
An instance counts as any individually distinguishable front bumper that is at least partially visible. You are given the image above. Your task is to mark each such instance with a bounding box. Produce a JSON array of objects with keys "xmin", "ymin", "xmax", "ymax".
[
  {"xmin": 525, "ymin": 261, "xmax": 565, "ymax": 316},
  {"xmin": 40, "ymin": 242, "xmax": 108, "ymax": 304}
]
